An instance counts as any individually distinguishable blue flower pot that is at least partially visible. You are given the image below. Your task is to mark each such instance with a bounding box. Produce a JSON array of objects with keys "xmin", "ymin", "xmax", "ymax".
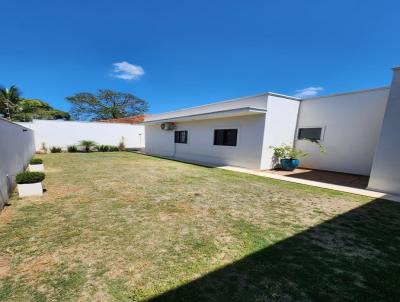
[{"xmin": 280, "ymin": 159, "xmax": 300, "ymax": 171}]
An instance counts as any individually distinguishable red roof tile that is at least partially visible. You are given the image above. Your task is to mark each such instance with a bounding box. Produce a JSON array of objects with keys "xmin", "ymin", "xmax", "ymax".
[{"xmin": 97, "ymin": 115, "xmax": 146, "ymax": 124}]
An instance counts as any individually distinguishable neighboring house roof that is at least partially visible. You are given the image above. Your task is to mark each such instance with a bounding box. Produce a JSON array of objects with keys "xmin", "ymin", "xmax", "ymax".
[{"xmin": 97, "ymin": 115, "xmax": 146, "ymax": 124}]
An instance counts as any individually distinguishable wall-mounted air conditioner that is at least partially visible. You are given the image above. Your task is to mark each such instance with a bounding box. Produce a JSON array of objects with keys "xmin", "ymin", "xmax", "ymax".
[{"xmin": 160, "ymin": 122, "xmax": 176, "ymax": 131}]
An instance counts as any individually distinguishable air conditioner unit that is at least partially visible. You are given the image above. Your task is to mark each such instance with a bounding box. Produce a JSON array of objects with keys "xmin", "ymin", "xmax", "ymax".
[{"xmin": 160, "ymin": 122, "xmax": 176, "ymax": 131}]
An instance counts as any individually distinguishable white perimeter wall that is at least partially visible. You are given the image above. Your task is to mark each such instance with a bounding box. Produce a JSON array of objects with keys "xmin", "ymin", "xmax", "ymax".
[
  {"xmin": 145, "ymin": 114, "xmax": 267, "ymax": 169},
  {"xmin": 19, "ymin": 120, "xmax": 145, "ymax": 151},
  {"xmin": 0, "ymin": 118, "xmax": 35, "ymax": 208},
  {"xmin": 369, "ymin": 69, "xmax": 400, "ymax": 195},
  {"xmin": 295, "ymin": 88, "xmax": 389, "ymax": 176},
  {"xmin": 260, "ymin": 95, "xmax": 300, "ymax": 170}
]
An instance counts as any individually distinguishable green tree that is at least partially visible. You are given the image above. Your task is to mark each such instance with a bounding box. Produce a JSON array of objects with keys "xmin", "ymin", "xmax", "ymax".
[
  {"xmin": 66, "ymin": 89, "xmax": 148, "ymax": 120},
  {"xmin": 12, "ymin": 99, "xmax": 70, "ymax": 122},
  {"xmin": 0, "ymin": 85, "xmax": 22, "ymax": 119}
]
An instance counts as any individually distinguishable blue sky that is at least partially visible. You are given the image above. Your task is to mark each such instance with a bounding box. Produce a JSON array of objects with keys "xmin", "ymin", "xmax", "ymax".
[{"xmin": 1, "ymin": 0, "xmax": 399, "ymax": 115}]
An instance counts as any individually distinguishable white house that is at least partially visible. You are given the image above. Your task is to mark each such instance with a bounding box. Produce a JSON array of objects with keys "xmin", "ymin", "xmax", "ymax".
[
  {"xmin": 144, "ymin": 67, "xmax": 400, "ymax": 196},
  {"xmin": 19, "ymin": 119, "xmax": 145, "ymax": 151},
  {"xmin": 145, "ymin": 93, "xmax": 299, "ymax": 170}
]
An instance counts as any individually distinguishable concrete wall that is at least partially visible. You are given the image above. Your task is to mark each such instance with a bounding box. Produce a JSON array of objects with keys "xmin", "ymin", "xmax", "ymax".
[
  {"xmin": 260, "ymin": 95, "xmax": 300, "ymax": 170},
  {"xmin": 368, "ymin": 68, "xmax": 400, "ymax": 195},
  {"xmin": 19, "ymin": 120, "xmax": 145, "ymax": 151},
  {"xmin": 295, "ymin": 87, "xmax": 389, "ymax": 176},
  {"xmin": 145, "ymin": 114, "xmax": 267, "ymax": 169},
  {"xmin": 0, "ymin": 118, "xmax": 35, "ymax": 208}
]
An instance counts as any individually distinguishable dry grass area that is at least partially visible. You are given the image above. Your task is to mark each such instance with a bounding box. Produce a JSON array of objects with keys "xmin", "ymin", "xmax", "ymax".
[{"xmin": 0, "ymin": 152, "xmax": 399, "ymax": 301}]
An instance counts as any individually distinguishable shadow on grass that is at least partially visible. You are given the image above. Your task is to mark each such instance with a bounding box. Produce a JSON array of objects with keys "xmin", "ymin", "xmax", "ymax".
[{"xmin": 149, "ymin": 198, "xmax": 400, "ymax": 301}]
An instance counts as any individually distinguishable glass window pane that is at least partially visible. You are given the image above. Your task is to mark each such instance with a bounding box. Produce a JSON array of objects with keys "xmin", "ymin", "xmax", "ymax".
[{"xmin": 298, "ymin": 128, "xmax": 322, "ymax": 140}]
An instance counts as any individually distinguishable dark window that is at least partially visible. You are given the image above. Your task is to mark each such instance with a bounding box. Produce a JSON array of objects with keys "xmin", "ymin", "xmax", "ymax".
[
  {"xmin": 174, "ymin": 130, "xmax": 188, "ymax": 144},
  {"xmin": 213, "ymin": 129, "xmax": 238, "ymax": 146},
  {"xmin": 298, "ymin": 128, "xmax": 322, "ymax": 141}
]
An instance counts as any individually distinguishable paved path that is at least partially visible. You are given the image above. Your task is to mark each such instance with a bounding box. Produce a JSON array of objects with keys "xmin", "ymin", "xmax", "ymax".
[{"xmin": 220, "ymin": 166, "xmax": 400, "ymax": 203}]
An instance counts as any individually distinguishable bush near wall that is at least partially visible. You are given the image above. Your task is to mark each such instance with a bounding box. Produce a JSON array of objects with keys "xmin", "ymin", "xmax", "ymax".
[
  {"xmin": 50, "ymin": 147, "xmax": 62, "ymax": 153},
  {"xmin": 67, "ymin": 145, "xmax": 78, "ymax": 153},
  {"xmin": 97, "ymin": 145, "xmax": 119, "ymax": 152},
  {"xmin": 30, "ymin": 158, "xmax": 43, "ymax": 164},
  {"xmin": 16, "ymin": 172, "xmax": 45, "ymax": 184}
]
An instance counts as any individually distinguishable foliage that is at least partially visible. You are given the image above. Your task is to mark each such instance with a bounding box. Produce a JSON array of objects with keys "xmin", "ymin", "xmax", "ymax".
[
  {"xmin": 97, "ymin": 145, "xmax": 119, "ymax": 152},
  {"xmin": 0, "ymin": 85, "xmax": 22, "ymax": 119},
  {"xmin": 16, "ymin": 171, "xmax": 45, "ymax": 184},
  {"xmin": 271, "ymin": 144, "xmax": 307, "ymax": 160},
  {"xmin": 50, "ymin": 146, "xmax": 62, "ymax": 153},
  {"xmin": 0, "ymin": 85, "xmax": 70, "ymax": 121},
  {"xmin": 66, "ymin": 89, "xmax": 148, "ymax": 120},
  {"xmin": 11, "ymin": 99, "xmax": 70, "ymax": 122},
  {"xmin": 303, "ymin": 138, "xmax": 327, "ymax": 153},
  {"xmin": 30, "ymin": 158, "xmax": 43, "ymax": 165},
  {"xmin": 67, "ymin": 145, "xmax": 78, "ymax": 153},
  {"xmin": 40, "ymin": 142, "xmax": 48, "ymax": 153},
  {"xmin": 118, "ymin": 136, "xmax": 126, "ymax": 151},
  {"xmin": 97, "ymin": 145, "xmax": 110, "ymax": 152},
  {"xmin": 79, "ymin": 140, "xmax": 97, "ymax": 152}
]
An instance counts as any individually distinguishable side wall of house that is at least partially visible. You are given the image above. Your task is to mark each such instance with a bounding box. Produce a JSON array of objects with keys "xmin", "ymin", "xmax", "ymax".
[
  {"xmin": 260, "ymin": 95, "xmax": 300, "ymax": 170},
  {"xmin": 19, "ymin": 120, "xmax": 145, "ymax": 150},
  {"xmin": 368, "ymin": 69, "xmax": 400, "ymax": 195},
  {"xmin": 295, "ymin": 88, "xmax": 389, "ymax": 176},
  {"xmin": 0, "ymin": 118, "xmax": 35, "ymax": 208},
  {"xmin": 145, "ymin": 114, "xmax": 267, "ymax": 169}
]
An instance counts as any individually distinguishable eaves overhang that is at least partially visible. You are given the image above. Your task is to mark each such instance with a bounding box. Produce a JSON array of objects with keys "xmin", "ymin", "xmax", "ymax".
[{"xmin": 143, "ymin": 107, "xmax": 267, "ymax": 125}]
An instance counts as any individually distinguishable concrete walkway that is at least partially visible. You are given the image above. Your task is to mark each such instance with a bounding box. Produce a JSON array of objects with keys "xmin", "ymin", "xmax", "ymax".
[{"xmin": 220, "ymin": 166, "xmax": 400, "ymax": 203}]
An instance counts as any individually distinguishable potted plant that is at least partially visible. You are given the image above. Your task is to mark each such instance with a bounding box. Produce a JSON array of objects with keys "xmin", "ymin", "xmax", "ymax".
[
  {"xmin": 16, "ymin": 171, "xmax": 45, "ymax": 197},
  {"xmin": 271, "ymin": 145, "xmax": 307, "ymax": 171},
  {"xmin": 28, "ymin": 158, "xmax": 44, "ymax": 172}
]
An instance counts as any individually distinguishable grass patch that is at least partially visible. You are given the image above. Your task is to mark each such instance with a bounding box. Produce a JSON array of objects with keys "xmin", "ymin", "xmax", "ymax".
[{"xmin": 0, "ymin": 152, "xmax": 399, "ymax": 301}]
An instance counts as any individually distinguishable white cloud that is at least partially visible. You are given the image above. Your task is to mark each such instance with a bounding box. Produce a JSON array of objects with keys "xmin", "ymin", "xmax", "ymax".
[
  {"xmin": 111, "ymin": 61, "xmax": 144, "ymax": 80},
  {"xmin": 294, "ymin": 86, "xmax": 324, "ymax": 98}
]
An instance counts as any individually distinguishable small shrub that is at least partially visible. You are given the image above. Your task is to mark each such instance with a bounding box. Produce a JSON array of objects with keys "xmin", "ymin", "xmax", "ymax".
[
  {"xmin": 118, "ymin": 141, "xmax": 126, "ymax": 151},
  {"xmin": 16, "ymin": 171, "xmax": 45, "ymax": 184},
  {"xmin": 50, "ymin": 146, "xmax": 62, "ymax": 153},
  {"xmin": 79, "ymin": 140, "xmax": 97, "ymax": 152},
  {"xmin": 67, "ymin": 145, "xmax": 78, "ymax": 153},
  {"xmin": 118, "ymin": 136, "xmax": 126, "ymax": 151},
  {"xmin": 40, "ymin": 142, "xmax": 48, "ymax": 153},
  {"xmin": 30, "ymin": 158, "xmax": 43, "ymax": 165},
  {"xmin": 97, "ymin": 145, "xmax": 110, "ymax": 152},
  {"xmin": 109, "ymin": 146, "xmax": 119, "ymax": 152}
]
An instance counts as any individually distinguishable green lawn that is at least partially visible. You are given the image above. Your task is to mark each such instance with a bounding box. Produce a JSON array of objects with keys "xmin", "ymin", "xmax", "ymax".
[{"xmin": 0, "ymin": 152, "xmax": 399, "ymax": 301}]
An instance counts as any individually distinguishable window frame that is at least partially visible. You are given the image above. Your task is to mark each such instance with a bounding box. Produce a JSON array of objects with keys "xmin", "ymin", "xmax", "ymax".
[
  {"xmin": 213, "ymin": 129, "xmax": 238, "ymax": 147},
  {"xmin": 296, "ymin": 127, "xmax": 325, "ymax": 142},
  {"xmin": 174, "ymin": 130, "xmax": 188, "ymax": 144}
]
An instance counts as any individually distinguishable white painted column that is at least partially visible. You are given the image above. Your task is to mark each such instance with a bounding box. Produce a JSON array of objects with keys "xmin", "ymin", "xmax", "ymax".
[{"xmin": 368, "ymin": 67, "xmax": 400, "ymax": 195}]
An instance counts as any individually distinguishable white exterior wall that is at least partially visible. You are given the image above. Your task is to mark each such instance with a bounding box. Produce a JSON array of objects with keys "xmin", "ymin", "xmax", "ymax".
[
  {"xmin": 0, "ymin": 118, "xmax": 35, "ymax": 208},
  {"xmin": 260, "ymin": 95, "xmax": 300, "ymax": 170},
  {"xmin": 145, "ymin": 114, "xmax": 267, "ymax": 169},
  {"xmin": 19, "ymin": 120, "xmax": 145, "ymax": 151},
  {"xmin": 295, "ymin": 88, "xmax": 390, "ymax": 176},
  {"xmin": 368, "ymin": 68, "xmax": 400, "ymax": 195}
]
